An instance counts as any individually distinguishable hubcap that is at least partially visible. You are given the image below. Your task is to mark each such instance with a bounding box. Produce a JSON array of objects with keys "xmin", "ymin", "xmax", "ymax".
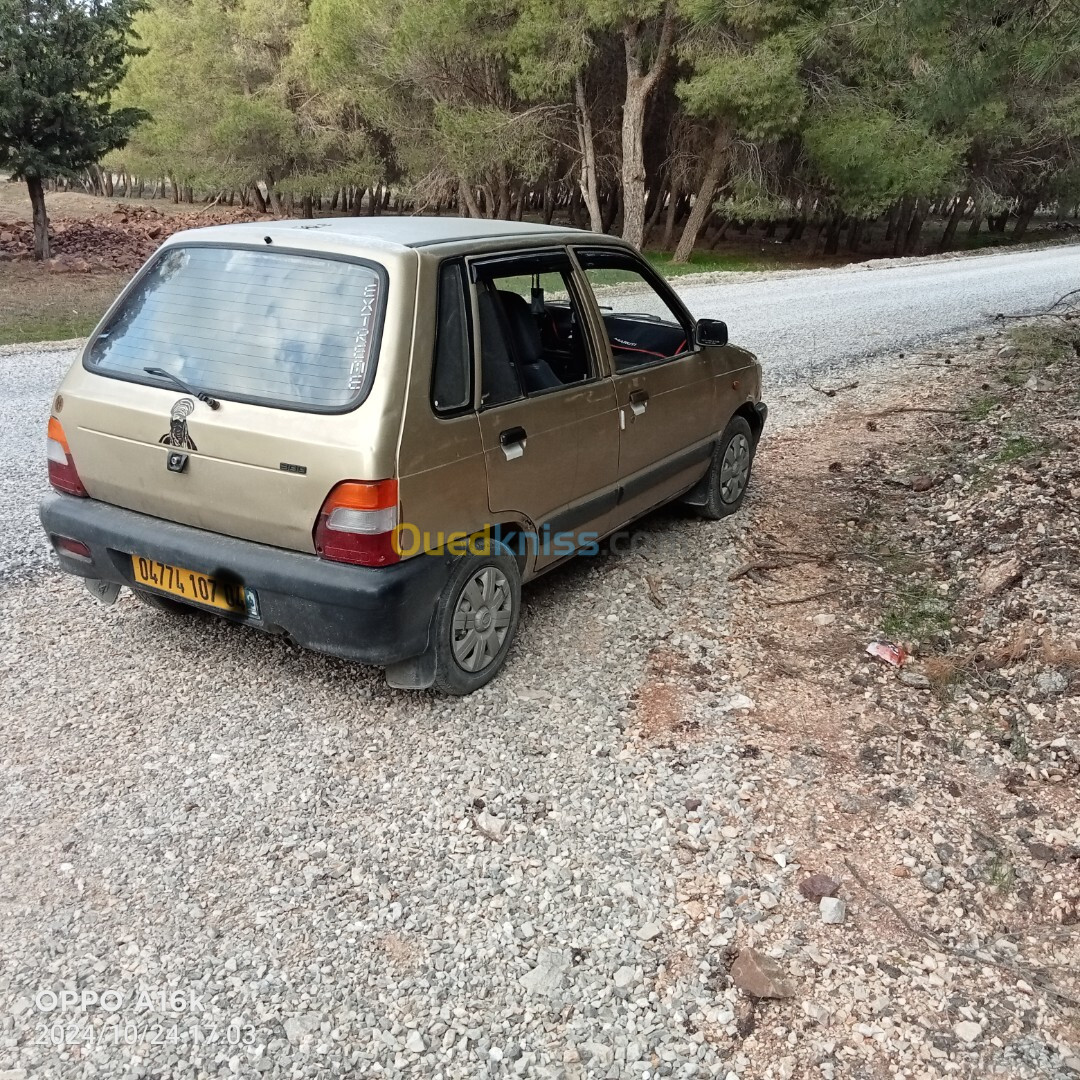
[
  {"xmin": 720, "ymin": 433, "xmax": 751, "ymax": 504},
  {"xmin": 451, "ymin": 566, "xmax": 513, "ymax": 673}
]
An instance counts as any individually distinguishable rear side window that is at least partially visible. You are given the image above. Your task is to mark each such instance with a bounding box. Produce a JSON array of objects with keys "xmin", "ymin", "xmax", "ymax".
[
  {"xmin": 86, "ymin": 245, "xmax": 386, "ymax": 412},
  {"xmin": 431, "ymin": 261, "xmax": 473, "ymax": 415}
]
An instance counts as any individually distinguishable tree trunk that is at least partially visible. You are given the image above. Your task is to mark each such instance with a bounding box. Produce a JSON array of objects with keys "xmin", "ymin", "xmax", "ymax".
[
  {"xmin": 542, "ymin": 182, "xmax": 555, "ymax": 225},
  {"xmin": 458, "ymin": 179, "xmax": 482, "ymax": 220},
  {"xmin": 620, "ymin": 3, "xmax": 677, "ymax": 249},
  {"xmin": 847, "ymin": 217, "xmax": 863, "ymax": 252},
  {"xmin": 574, "ymin": 75, "xmax": 604, "ymax": 233},
  {"xmin": 823, "ymin": 213, "xmax": 844, "ymax": 256},
  {"xmin": 903, "ymin": 198, "xmax": 928, "ymax": 254},
  {"xmin": 26, "ymin": 176, "xmax": 50, "ymax": 260},
  {"xmin": 939, "ymin": 187, "xmax": 970, "ymax": 251},
  {"xmin": 672, "ymin": 128, "xmax": 728, "ymax": 264},
  {"xmin": 1012, "ymin": 193, "xmax": 1040, "ymax": 241},
  {"xmin": 601, "ymin": 185, "xmax": 620, "ymax": 234},
  {"xmin": 660, "ymin": 183, "xmax": 680, "ymax": 250}
]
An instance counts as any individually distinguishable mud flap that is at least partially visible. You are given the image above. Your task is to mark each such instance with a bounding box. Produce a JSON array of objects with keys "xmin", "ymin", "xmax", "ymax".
[
  {"xmin": 384, "ymin": 647, "xmax": 437, "ymax": 690},
  {"xmin": 84, "ymin": 579, "xmax": 121, "ymax": 606}
]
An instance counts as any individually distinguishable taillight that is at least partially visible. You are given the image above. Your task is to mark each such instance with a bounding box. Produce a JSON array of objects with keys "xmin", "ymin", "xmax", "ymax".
[
  {"xmin": 314, "ymin": 480, "xmax": 400, "ymax": 566},
  {"xmin": 47, "ymin": 417, "xmax": 87, "ymax": 497}
]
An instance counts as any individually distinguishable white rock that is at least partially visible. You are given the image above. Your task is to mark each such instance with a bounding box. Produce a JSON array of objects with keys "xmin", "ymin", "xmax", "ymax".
[
  {"xmin": 954, "ymin": 1020, "xmax": 981, "ymax": 1043},
  {"xmin": 759, "ymin": 891, "xmax": 779, "ymax": 910},
  {"xmin": 405, "ymin": 1030, "xmax": 425, "ymax": 1054},
  {"xmin": 819, "ymin": 897, "xmax": 846, "ymax": 924},
  {"xmin": 812, "ymin": 613, "xmax": 837, "ymax": 626},
  {"xmin": 613, "ymin": 965, "xmax": 636, "ymax": 989},
  {"xmin": 519, "ymin": 947, "xmax": 571, "ymax": 995},
  {"xmin": 714, "ymin": 693, "xmax": 755, "ymax": 713},
  {"xmin": 636, "ymin": 921, "xmax": 663, "ymax": 941}
]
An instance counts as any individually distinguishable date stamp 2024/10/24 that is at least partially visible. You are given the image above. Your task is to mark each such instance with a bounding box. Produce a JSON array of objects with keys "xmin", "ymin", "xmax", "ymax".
[{"xmin": 20, "ymin": 986, "xmax": 261, "ymax": 1052}]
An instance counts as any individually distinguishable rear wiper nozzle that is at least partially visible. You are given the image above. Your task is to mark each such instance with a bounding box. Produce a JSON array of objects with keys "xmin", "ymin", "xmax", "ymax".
[{"xmin": 144, "ymin": 367, "xmax": 220, "ymax": 410}]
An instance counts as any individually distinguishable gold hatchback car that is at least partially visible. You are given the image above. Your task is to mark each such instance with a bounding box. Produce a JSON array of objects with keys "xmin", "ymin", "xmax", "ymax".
[{"xmin": 40, "ymin": 218, "xmax": 766, "ymax": 694}]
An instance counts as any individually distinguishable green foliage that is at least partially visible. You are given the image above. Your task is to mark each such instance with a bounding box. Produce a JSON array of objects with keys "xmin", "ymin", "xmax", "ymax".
[
  {"xmin": 803, "ymin": 102, "xmax": 960, "ymax": 215},
  {"xmin": 0, "ymin": 0, "xmax": 147, "ymax": 181}
]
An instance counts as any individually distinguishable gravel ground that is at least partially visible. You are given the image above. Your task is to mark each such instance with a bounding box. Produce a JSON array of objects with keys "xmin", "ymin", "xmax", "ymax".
[{"xmin": 1, "ymin": 251, "xmax": 1077, "ymax": 1079}]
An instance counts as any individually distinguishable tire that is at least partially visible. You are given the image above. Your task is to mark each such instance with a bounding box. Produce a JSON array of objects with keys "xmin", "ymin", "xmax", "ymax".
[
  {"xmin": 133, "ymin": 588, "xmax": 204, "ymax": 616},
  {"xmin": 694, "ymin": 415, "xmax": 756, "ymax": 521},
  {"xmin": 428, "ymin": 544, "xmax": 522, "ymax": 695}
]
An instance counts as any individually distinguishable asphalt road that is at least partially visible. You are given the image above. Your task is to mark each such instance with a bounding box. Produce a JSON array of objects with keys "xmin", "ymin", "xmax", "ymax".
[{"xmin": 2, "ymin": 242, "xmax": 1077, "ymax": 579}]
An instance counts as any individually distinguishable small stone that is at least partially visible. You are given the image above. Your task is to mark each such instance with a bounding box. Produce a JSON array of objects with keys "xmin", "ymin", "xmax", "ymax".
[
  {"xmin": 899, "ymin": 671, "xmax": 931, "ymax": 690},
  {"xmin": 714, "ymin": 693, "xmax": 755, "ymax": 713},
  {"xmin": 209, "ymin": 752, "xmax": 226, "ymax": 765},
  {"xmin": 759, "ymin": 891, "xmax": 779, "ymax": 910},
  {"xmin": 405, "ymin": 1030, "xmax": 425, "ymax": 1054},
  {"xmin": 1034, "ymin": 670, "xmax": 1068, "ymax": 696},
  {"xmin": 684, "ymin": 797, "xmax": 702, "ymax": 812},
  {"xmin": 819, "ymin": 897, "xmax": 846, "ymax": 924},
  {"xmin": 729, "ymin": 947, "xmax": 796, "ymax": 999},
  {"xmin": 636, "ymin": 921, "xmax": 662, "ymax": 941},
  {"xmin": 520, "ymin": 947, "xmax": 571, "ymax": 995},
  {"xmin": 812, "ymin": 613, "xmax": 836, "ymax": 626},
  {"xmin": 954, "ymin": 1020, "xmax": 982, "ymax": 1043},
  {"xmin": 1027, "ymin": 841, "xmax": 1059, "ymax": 863},
  {"xmin": 910, "ymin": 475, "xmax": 934, "ymax": 492},
  {"xmin": 798, "ymin": 873, "xmax": 839, "ymax": 902},
  {"xmin": 980, "ymin": 557, "xmax": 1022, "ymax": 598},
  {"xmin": 477, "ymin": 809, "xmax": 508, "ymax": 840},
  {"xmin": 283, "ymin": 1014, "xmax": 322, "ymax": 1045},
  {"xmin": 613, "ymin": 965, "xmax": 636, "ymax": 990},
  {"xmin": 922, "ymin": 868, "xmax": 945, "ymax": 894}
]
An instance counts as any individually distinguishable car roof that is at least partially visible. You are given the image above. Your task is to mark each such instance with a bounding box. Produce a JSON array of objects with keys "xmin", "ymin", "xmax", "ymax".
[{"xmin": 161, "ymin": 215, "xmax": 622, "ymax": 256}]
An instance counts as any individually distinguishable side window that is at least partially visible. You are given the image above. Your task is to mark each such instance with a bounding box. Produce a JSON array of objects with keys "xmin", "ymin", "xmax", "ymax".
[
  {"xmin": 431, "ymin": 260, "xmax": 473, "ymax": 415},
  {"xmin": 575, "ymin": 249, "xmax": 692, "ymax": 373},
  {"xmin": 473, "ymin": 251, "xmax": 596, "ymax": 407}
]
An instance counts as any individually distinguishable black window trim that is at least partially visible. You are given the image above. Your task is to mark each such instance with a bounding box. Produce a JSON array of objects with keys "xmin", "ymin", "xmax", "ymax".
[
  {"xmin": 430, "ymin": 257, "xmax": 476, "ymax": 419},
  {"xmin": 468, "ymin": 246, "xmax": 604, "ymax": 410},
  {"xmin": 82, "ymin": 241, "xmax": 391, "ymax": 416},
  {"xmin": 572, "ymin": 245, "xmax": 698, "ymax": 373}
]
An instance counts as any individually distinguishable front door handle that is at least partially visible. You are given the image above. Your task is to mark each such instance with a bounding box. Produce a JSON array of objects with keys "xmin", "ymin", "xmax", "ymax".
[
  {"xmin": 499, "ymin": 426, "xmax": 527, "ymax": 460},
  {"xmin": 629, "ymin": 389, "xmax": 649, "ymax": 417}
]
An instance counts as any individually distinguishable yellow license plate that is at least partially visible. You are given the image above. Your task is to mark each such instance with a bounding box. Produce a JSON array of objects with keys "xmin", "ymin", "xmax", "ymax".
[{"xmin": 131, "ymin": 555, "xmax": 255, "ymax": 616}]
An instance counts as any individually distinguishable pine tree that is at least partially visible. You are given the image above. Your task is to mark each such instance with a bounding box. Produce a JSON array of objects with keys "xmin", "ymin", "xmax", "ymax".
[{"xmin": 0, "ymin": 0, "xmax": 147, "ymax": 258}]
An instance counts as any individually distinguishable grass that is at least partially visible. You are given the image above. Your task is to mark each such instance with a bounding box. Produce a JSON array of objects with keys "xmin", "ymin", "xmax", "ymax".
[
  {"xmin": 882, "ymin": 581, "xmax": 953, "ymax": 643},
  {"xmin": 964, "ymin": 393, "xmax": 1003, "ymax": 422},
  {"xmin": 984, "ymin": 851, "xmax": 1016, "ymax": 895},
  {"xmin": 644, "ymin": 250, "xmax": 783, "ymax": 277},
  {"xmin": 0, "ymin": 264, "xmax": 126, "ymax": 346},
  {"xmin": 994, "ymin": 434, "xmax": 1044, "ymax": 463}
]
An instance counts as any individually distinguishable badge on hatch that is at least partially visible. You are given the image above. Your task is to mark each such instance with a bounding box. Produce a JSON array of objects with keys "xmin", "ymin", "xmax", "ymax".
[
  {"xmin": 167, "ymin": 450, "xmax": 189, "ymax": 473},
  {"xmin": 160, "ymin": 397, "xmax": 198, "ymax": 451}
]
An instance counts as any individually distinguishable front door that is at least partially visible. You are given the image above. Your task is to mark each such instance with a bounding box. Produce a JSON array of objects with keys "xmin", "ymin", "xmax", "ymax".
[
  {"xmin": 574, "ymin": 248, "xmax": 717, "ymax": 525},
  {"xmin": 471, "ymin": 250, "xmax": 620, "ymax": 573}
]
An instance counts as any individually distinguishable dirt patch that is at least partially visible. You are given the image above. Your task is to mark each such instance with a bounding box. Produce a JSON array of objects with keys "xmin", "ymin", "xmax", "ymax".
[
  {"xmin": 0, "ymin": 262, "xmax": 129, "ymax": 346},
  {"xmin": 689, "ymin": 319, "xmax": 1080, "ymax": 1077}
]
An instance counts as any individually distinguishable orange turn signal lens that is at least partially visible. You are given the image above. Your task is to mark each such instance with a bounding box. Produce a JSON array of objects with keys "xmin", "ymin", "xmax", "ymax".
[{"xmin": 323, "ymin": 479, "xmax": 399, "ymax": 512}]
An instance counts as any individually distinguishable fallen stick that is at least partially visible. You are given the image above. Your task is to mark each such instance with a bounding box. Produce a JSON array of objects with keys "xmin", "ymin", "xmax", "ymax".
[
  {"xmin": 766, "ymin": 588, "xmax": 845, "ymax": 607},
  {"xmin": 845, "ymin": 858, "xmax": 1080, "ymax": 1009}
]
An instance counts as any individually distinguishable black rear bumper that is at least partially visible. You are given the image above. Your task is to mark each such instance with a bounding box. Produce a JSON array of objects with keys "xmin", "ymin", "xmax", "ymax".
[{"xmin": 39, "ymin": 493, "xmax": 450, "ymax": 665}]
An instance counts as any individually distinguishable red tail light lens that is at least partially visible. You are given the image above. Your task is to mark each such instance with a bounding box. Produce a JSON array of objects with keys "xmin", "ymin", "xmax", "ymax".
[
  {"xmin": 47, "ymin": 417, "xmax": 87, "ymax": 497},
  {"xmin": 314, "ymin": 480, "xmax": 400, "ymax": 567}
]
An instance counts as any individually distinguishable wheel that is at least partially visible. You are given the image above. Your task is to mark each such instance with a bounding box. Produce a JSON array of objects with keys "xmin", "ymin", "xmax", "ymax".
[
  {"xmin": 429, "ymin": 544, "xmax": 522, "ymax": 695},
  {"xmin": 132, "ymin": 588, "xmax": 203, "ymax": 615},
  {"xmin": 694, "ymin": 416, "xmax": 755, "ymax": 520}
]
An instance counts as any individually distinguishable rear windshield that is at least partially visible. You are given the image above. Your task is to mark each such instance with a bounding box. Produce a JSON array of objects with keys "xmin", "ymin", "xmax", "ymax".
[{"xmin": 86, "ymin": 245, "xmax": 386, "ymax": 411}]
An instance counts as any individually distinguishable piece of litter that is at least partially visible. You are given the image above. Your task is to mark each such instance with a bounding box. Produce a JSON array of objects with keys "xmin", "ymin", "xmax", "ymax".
[{"xmin": 866, "ymin": 641, "xmax": 907, "ymax": 667}]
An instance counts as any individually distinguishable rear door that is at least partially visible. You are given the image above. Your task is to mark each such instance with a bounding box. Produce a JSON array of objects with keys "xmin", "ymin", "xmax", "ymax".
[
  {"xmin": 469, "ymin": 249, "xmax": 619, "ymax": 572},
  {"xmin": 573, "ymin": 247, "xmax": 716, "ymax": 523},
  {"xmin": 60, "ymin": 242, "xmax": 401, "ymax": 552}
]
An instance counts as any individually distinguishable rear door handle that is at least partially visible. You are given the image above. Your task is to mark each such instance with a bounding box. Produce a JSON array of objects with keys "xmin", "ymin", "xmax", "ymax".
[
  {"xmin": 499, "ymin": 426, "xmax": 527, "ymax": 460},
  {"xmin": 629, "ymin": 389, "xmax": 649, "ymax": 417}
]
